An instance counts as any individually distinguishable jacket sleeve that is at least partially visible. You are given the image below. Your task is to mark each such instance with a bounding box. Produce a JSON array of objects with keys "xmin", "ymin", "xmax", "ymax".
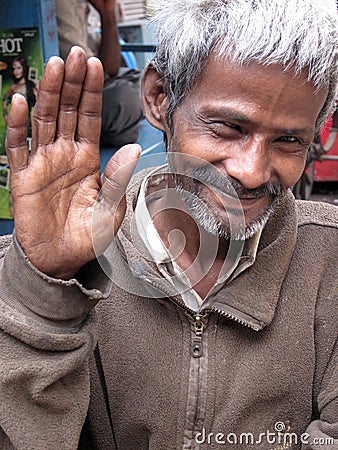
[
  {"xmin": 301, "ymin": 232, "xmax": 338, "ymax": 450},
  {"xmin": 0, "ymin": 234, "xmax": 112, "ymax": 450},
  {"xmin": 302, "ymin": 339, "xmax": 338, "ymax": 449}
]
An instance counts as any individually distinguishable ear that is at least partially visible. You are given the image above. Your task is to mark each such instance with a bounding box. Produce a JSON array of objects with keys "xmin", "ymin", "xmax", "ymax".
[{"xmin": 141, "ymin": 64, "xmax": 169, "ymax": 132}]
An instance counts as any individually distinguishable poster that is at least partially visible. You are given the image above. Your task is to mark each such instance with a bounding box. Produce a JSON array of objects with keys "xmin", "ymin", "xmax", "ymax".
[
  {"xmin": 0, "ymin": 27, "xmax": 43, "ymax": 218},
  {"xmin": 0, "ymin": 166, "xmax": 11, "ymax": 219}
]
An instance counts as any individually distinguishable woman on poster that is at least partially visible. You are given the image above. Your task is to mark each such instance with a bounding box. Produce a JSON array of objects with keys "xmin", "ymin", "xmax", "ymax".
[{"xmin": 2, "ymin": 56, "xmax": 38, "ymax": 138}]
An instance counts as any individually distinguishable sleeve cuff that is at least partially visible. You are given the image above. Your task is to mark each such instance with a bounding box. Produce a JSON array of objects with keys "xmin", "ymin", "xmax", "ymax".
[{"xmin": 0, "ymin": 234, "xmax": 112, "ymax": 327}]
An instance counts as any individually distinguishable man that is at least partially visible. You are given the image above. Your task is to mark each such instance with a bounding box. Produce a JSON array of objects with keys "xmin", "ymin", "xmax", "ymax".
[
  {"xmin": 0, "ymin": 0, "xmax": 337, "ymax": 449},
  {"xmin": 55, "ymin": 0, "xmax": 143, "ymax": 148}
]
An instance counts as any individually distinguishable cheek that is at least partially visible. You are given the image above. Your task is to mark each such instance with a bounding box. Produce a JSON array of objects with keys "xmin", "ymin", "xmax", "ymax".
[
  {"xmin": 275, "ymin": 153, "xmax": 307, "ymax": 189},
  {"xmin": 169, "ymin": 130, "xmax": 223, "ymax": 163}
]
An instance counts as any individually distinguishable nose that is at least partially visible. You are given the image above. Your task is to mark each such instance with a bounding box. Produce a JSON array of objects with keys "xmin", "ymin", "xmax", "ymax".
[{"xmin": 224, "ymin": 137, "xmax": 272, "ymax": 190}]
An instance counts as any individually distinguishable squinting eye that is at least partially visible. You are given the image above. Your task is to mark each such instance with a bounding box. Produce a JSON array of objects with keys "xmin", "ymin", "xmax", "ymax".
[
  {"xmin": 223, "ymin": 122, "xmax": 241, "ymax": 131},
  {"xmin": 210, "ymin": 121, "xmax": 243, "ymax": 133},
  {"xmin": 278, "ymin": 136, "xmax": 301, "ymax": 144}
]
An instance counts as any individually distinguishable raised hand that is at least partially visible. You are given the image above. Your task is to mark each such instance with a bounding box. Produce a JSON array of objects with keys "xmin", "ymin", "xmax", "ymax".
[{"xmin": 6, "ymin": 46, "xmax": 140, "ymax": 279}]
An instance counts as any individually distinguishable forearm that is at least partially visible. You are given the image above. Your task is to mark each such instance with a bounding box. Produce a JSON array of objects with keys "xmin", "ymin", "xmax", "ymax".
[
  {"xmin": 302, "ymin": 278, "xmax": 338, "ymax": 449},
  {"xmin": 0, "ymin": 235, "xmax": 111, "ymax": 449},
  {"xmin": 97, "ymin": 8, "xmax": 121, "ymax": 77},
  {"xmin": 0, "ymin": 307, "xmax": 96, "ymax": 450},
  {"xmin": 302, "ymin": 420, "xmax": 337, "ymax": 449}
]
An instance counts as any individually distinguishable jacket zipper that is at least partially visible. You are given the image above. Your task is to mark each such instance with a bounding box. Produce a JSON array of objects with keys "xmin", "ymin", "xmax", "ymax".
[
  {"xmin": 211, "ymin": 306, "xmax": 262, "ymax": 331},
  {"xmin": 183, "ymin": 313, "xmax": 208, "ymax": 450},
  {"xmin": 143, "ymin": 275, "xmax": 262, "ymax": 330},
  {"xmin": 143, "ymin": 278, "xmax": 262, "ymax": 449},
  {"xmin": 192, "ymin": 314, "xmax": 204, "ymax": 358}
]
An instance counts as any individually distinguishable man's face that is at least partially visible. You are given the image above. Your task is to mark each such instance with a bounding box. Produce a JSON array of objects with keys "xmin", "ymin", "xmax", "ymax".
[{"xmin": 163, "ymin": 56, "xmax": 328, "ymax": 239}]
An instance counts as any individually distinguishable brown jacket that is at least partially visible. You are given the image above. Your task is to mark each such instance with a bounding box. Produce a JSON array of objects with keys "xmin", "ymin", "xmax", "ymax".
[{"xmin": 0, "ymin": 172, "xmax": 337, "ymax": 450}]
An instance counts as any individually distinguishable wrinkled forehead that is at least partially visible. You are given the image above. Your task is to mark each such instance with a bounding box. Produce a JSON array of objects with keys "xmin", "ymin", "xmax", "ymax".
[
  {"xmin": 192, "ymin": 55, "xmax": 320, "ymax": 98},
  {"xmin": 179, "ymin": 56, "xmax": 329, "ymax": 128}
]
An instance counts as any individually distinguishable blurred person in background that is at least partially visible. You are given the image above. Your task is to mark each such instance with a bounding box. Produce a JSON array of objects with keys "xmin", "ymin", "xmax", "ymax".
[{"xmin": 55, "ymin": 0, "xmax": 143, "ymax": 148}]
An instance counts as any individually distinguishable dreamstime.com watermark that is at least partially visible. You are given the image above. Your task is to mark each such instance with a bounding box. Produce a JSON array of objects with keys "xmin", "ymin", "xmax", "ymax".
[{"xmin": 194, "ymin": 422, "xmax": 335, "ymax": 447}]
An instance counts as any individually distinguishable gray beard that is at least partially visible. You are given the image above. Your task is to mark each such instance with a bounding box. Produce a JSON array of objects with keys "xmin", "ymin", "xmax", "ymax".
[
  {"xmin": 167, "ymin": 158, "xmax": 283, "ymax": 241},
  {"xmin": 174, "ymin": 186, "xmax": 275, "ymax": 240}
]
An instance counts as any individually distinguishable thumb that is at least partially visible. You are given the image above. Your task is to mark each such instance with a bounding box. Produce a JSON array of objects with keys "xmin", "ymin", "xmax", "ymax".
[
  {"xmin": 102, "ymin": 143, "xmax": 141, "ymax": 206},
  {"xmin": 92, "ymin": 144, "xmax": 141, "ymax": 255}
]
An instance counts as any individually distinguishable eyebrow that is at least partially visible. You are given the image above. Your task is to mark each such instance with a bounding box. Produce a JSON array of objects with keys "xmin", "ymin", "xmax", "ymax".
[
  {"xmin": 200, "ymin": 107, "xmax": 252, "ymax": 124},
  {"xmin": 199, "ymin": 106, "xmax": 315, "ymax": 136}
]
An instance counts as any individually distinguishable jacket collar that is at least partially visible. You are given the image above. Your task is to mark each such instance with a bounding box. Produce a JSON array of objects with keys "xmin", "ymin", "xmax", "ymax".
[
  {"xmin": 207, "ymin": 189, "xmax": 298, "ymax": 329},
  {"xmin": 116, "ymin": 168, "xmax": 298, "ymax": 331}
]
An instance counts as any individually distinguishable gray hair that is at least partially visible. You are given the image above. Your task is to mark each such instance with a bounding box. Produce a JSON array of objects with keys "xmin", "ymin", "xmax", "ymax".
[{"xmin": 149, "ymin": 0, "xmax": 338, "ymax": 130}]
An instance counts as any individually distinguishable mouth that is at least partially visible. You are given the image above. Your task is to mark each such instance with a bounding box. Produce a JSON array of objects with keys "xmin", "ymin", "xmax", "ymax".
[
  {"xmin": 237, "ymin": 195, "xmax": 269, "ymax": 209},
  {"xmin": 206, "ymin": 181, "xmax": 268, "ymax": 206},
  {"xmin": 172, "ymin": 162, "xmax": 280, "ymax": 222},
  {"xmin": 200, "ymin": 183, "xmax": 274, "ymax": 225}
]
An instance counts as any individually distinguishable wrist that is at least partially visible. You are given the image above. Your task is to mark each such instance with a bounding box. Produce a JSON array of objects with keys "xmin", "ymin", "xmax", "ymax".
[{"xmin": 100, "ymin": 13, "xmax": 117, "ymax": 28}]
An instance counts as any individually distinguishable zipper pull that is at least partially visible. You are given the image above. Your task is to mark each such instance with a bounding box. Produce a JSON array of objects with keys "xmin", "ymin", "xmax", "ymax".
[{"xmin": 192, "ymin": 315, "xmax": 204, "ymax": 358}]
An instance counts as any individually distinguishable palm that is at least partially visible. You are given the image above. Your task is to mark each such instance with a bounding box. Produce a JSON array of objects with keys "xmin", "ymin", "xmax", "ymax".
[
  {"xmin": 12, "ymin": 139, "xmax": 101, "ymax": 273},
  {"xmin": 6, "ymin": 48, "xmax": 139, "ymax": 278}
]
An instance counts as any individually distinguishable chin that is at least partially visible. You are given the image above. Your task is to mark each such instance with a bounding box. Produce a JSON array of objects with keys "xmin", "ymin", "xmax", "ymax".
[{"xmin": 201, "ymin": 206, "xmax": 274, "ymax": 240}]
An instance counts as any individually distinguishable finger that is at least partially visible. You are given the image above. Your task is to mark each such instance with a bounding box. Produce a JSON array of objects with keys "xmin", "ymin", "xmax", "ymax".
[
  {"xmin": 102, "ymin": 144, "xmax": 141, "ymax": 206},
  {"xmin": 76, "ymin": 56, "xmax": 104, "ymax": 145},
  {"xmin": 5, "ymin": 94, "xmax": 29, "ymax": 171},
  {"xmin": 31, "ymin": 56, "xmax": 65, "ymax": 154},
  {"xmin": 56, "ymin": 46, "xmax": 88, "ymax": 139}
]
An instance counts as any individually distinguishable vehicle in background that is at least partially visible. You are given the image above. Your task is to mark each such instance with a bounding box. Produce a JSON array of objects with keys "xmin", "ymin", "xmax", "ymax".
[{"xmin": 294, "ymin": 108, "xmax": 338, "ymax": 200}]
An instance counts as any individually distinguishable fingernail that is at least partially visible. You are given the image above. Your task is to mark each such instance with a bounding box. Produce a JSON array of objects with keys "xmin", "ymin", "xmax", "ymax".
[{"xmin": 12, "ymin": 93, "xmax": 22, "ymax": 103}]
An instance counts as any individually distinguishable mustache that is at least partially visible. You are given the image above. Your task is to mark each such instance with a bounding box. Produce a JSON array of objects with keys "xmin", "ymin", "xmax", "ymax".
[{"xmin": 188, "ymin": 165, "xmax": 282, "ymax": 199}]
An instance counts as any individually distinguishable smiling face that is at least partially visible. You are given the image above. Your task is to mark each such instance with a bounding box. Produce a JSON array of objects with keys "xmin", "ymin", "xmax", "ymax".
[{"xmin": 143, "ymin": 56, "xmax": 328, "ymax": 239}]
